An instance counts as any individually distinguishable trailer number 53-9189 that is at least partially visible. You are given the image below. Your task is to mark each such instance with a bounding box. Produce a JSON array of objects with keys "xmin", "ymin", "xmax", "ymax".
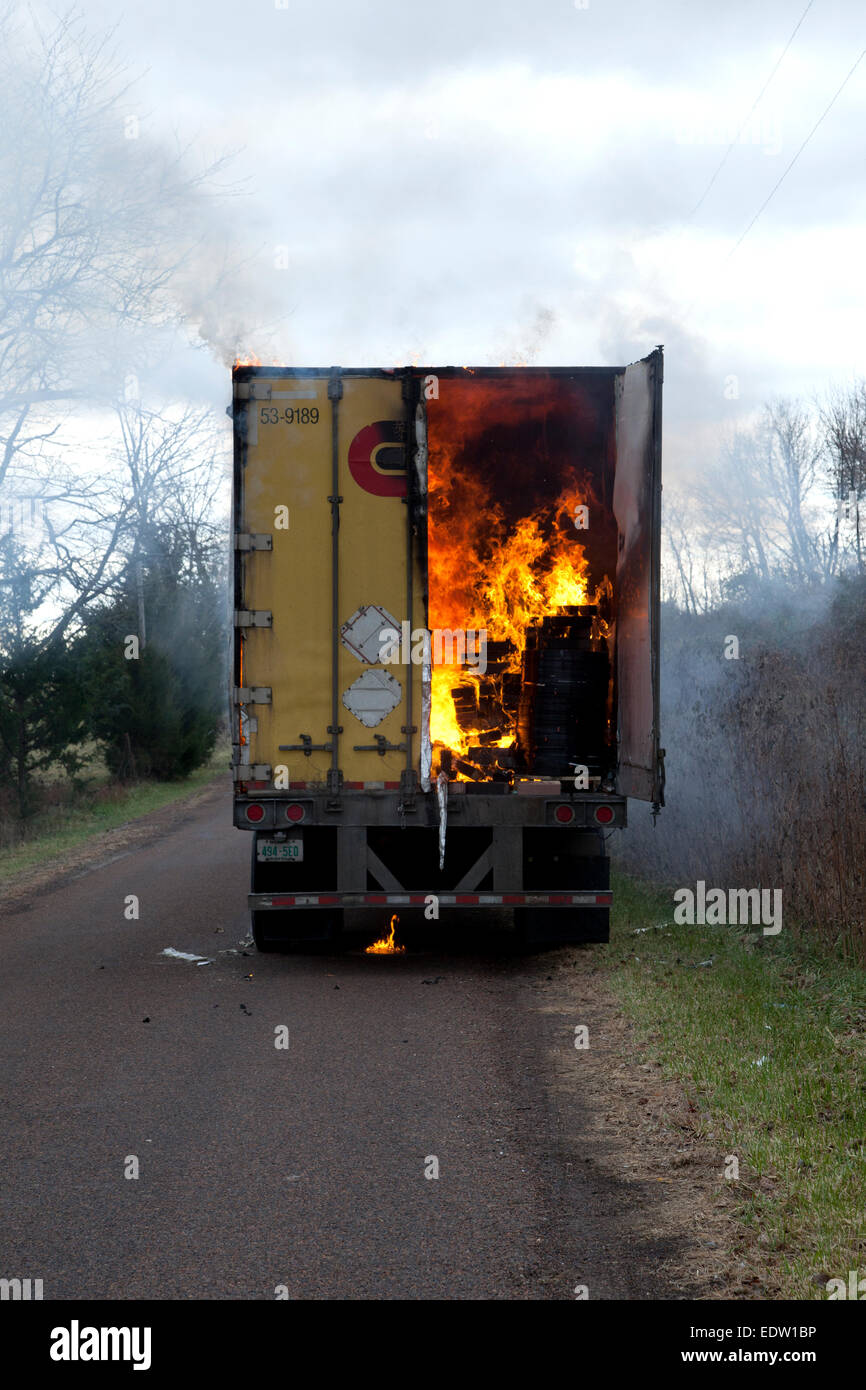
[{"xmin": 259, "ymin": 407, "xmax": 319, "ymax": 424}]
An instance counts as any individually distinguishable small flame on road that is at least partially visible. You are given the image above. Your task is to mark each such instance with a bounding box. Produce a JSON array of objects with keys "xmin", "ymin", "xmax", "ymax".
[{"xmin": 365, "ymin": 914, "xmax": 406, "ymax": 955}]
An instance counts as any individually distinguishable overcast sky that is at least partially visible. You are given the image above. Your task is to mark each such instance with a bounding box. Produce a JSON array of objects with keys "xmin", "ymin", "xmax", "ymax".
[{"xmin": 79, "ymin": 0, "xmax": 865, "ymax": 478}]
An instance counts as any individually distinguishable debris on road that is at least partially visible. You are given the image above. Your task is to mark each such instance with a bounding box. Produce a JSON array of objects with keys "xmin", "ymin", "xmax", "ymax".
[{"xmin": 161, "ymin": 947, "xmax": 213, "ymax": 965}]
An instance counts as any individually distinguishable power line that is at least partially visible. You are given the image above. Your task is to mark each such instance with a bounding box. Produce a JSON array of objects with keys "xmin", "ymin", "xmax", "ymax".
[
  {"xmin": 727, "ymin": 45, "xmax": 866, "ymax": 258},
  {"xmin": 687, "ymin": 0, "xmax": 817, "ymax": 220}
]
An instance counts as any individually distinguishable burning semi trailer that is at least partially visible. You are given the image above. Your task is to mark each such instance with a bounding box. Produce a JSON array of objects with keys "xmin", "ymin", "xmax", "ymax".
[{"xmin": 232, "ymin": 353, "xmax": 663, "ymax": 951}]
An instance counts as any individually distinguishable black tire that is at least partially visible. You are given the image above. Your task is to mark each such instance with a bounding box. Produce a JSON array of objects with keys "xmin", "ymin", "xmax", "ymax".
[
  {"xmin": 251, "ymin": 907, "xmax": 345, "ymax": 953},
  {"xmin": 251, "ymin": 911, "xmax": 280, "ymax": 952},
  {"xmin": 513, "ymin": 906, "xmax": 609, "ymax": 947}
]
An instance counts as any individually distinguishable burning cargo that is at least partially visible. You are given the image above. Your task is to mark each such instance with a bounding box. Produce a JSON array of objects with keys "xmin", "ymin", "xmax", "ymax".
[{"xmin": 231, "ymin": 352, "xmax": 664, "ymax": 950}]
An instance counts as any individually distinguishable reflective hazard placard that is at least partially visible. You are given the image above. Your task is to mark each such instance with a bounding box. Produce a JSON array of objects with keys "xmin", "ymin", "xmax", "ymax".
[
  {"xmin": 340, "ymin": 604, "xmax": 400, "ymax": 664},
  {"xmin": 342, "ymin": 670, "xmax": 402, "ymax": 727}
]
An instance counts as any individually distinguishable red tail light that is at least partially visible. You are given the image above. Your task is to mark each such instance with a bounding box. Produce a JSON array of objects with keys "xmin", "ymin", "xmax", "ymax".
[
  {"xmin": 594, "ymin": 804, "xmax": 614, "ymax": 824},
  {"xmin": 554, "ymin": 804, "xmax": 575, "ymax": 823},
  {"xmin": 286, "ymin": 803, "xmax": 305, "ymax": 823},
  {"xmin": 246, "ymin": 804, "xmax": 265, "ymax": 823}
]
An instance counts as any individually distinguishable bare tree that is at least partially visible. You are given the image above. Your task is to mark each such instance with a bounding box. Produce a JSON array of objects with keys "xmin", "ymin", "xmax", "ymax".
[
  {"xmin": 820, "ymin": 380, "xmax": 866, "ymax": 575},
  {"xmin": 663, "ymin": 491, "xmax": 705, "ymax": 614},
  {"xmin": 0, "ymin": 7, "xmax": 229, "ymax": 419},
  {"xmin": 695, "ymin": 427, "xmax": 776, "ymax": 589},
  {"xmin": 0, "ymin": 0, "xmax": 238, "ymax": 580},
  {"xmin": 763, "ymin": 398, "xmax": 823, "ymax": 582},
  {"xmin": 3, "ymin": 401, "xmax": 228, "ymax": 652},
  {"xmin": 0, "ymin": 4, "xmax": 234, "ymax": 653}
]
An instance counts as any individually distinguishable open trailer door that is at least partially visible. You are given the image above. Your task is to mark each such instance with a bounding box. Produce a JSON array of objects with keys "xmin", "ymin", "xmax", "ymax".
[{"xmin": 613, "ymin": 347, "xmax": 664, "ymax": 806}]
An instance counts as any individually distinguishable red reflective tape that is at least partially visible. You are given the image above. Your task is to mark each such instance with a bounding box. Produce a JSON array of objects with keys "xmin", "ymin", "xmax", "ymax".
[
  {"xmin": 259, "ymin": 890, "xmax": 612, "ymax": 910},
  {"xmin": 384, "ymin": 782, "xmax": 400, "ymax": 789},
  {"xmin": 289, "ymin": 782, "xmax": 307, "ymax": 789}
]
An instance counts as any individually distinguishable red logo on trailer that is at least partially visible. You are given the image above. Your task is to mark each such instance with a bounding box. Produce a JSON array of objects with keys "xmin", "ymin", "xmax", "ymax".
[{"xmin": 348, "ymin": 421, "xmax": 407, "ymax": 497}]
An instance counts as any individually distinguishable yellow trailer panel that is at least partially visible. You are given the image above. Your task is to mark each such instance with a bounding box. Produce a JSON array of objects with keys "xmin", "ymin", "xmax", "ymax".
[{"xmin": 233, "ymin": 369, "xmax": 425, "ymax": 789}]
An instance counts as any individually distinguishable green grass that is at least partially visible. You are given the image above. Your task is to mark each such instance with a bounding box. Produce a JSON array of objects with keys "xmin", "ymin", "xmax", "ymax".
[
  {"xmin": 604, "ymin": 868, "xmax": 866, "ymax": 1298},
  {"xmin": 0, "ymin": 743, "xmax": 229, "ymax": 884}
]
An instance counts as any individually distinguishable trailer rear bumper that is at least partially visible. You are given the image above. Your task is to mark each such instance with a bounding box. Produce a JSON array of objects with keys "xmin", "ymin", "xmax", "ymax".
[{"xmin": 249, "ymin": 891, "xmax": 612, "ymax": 910}]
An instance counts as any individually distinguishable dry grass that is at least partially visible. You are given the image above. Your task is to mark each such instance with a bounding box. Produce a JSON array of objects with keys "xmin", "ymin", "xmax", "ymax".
[
  {"xmin": 619, "ymin": 583, "xmax": 866, "ymax": 963},
  {"xmin": 0, "ymin": 739, "xmax": 230, "ymax": 878},
  {"xmin": 605, "ymin": 870, "xmax": 866, "ymax": 1298}
]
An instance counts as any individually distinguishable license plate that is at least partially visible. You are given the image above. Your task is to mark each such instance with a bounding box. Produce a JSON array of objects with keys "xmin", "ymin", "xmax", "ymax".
[{"xmin": 256, "ymin": 839, "xmax": 303, "ymax": 862}]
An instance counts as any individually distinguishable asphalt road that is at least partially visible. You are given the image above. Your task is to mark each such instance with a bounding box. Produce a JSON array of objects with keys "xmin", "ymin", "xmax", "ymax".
[{"xmin": 0, "ymin": 782, "xmax": 682, "ymax": 1300}]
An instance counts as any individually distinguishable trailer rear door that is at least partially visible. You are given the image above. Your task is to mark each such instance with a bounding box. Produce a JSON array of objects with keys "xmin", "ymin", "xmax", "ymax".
[
  {"xmin": 613, "ymin": 347, "xmax": 664, "ymax": 804},
  {"xmin": 232, "ymin": 368, "xmax": 424, "ymax": 791}
]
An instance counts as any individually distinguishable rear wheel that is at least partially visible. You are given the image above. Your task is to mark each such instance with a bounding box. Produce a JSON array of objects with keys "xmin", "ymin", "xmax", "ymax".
[
  {"xmin": 514, "ymin": 906, "xmax": 609, "ymax": 947},
  {"xmin": 251, "ymin": 911, "xmax": 280, "ymax": 952},
  {"xmin": 518, "ymin": 830, "xmax": 610, "ymax": 946},
  {"xmin": 251, "ymin": 907, "xmax": 344, "ymax": 953}
]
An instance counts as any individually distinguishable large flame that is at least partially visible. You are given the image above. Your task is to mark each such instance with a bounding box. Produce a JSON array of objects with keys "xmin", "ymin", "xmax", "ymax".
[{"xmin": 426, "ymin": 380, "xmax": 609, "ymax": 775}]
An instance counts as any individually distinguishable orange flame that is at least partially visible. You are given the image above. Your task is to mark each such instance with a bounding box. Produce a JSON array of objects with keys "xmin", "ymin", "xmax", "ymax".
[
  {"xmin": 233, "ymin": 354, "xmax": 288, "ymax": 369},
  {"xmin": 426, "ymin": 379, "xmax": 610, "ymax": 773},
  {"xmin": 365, "ymin": 914, "xmax": 406, "ymax": 955}
]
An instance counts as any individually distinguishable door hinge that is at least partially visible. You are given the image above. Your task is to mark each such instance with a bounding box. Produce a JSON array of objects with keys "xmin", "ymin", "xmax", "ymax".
[
  {"xmin": 234, "ymin": 610, "xmax": 272, "ymax": 628},
  {"xmin": 234, "ymin": 533, "xmax": 273, "ymax": 552},
  {"xmin": 233, "ymin": 764, "xmax": 272, "ymax": 782},
  {"xmin": 233, "ymin": 686, "xmax": 272, "ymax": 704},
  {"xmin": 234, "ymin": 382, "xmax": 275, "ymax": 401}
]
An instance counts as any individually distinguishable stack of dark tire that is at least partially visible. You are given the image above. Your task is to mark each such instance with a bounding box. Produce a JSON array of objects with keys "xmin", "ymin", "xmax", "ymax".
[{"xmin": 518, "ymin": 606, "xmax": 609, "ymax": 777}]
